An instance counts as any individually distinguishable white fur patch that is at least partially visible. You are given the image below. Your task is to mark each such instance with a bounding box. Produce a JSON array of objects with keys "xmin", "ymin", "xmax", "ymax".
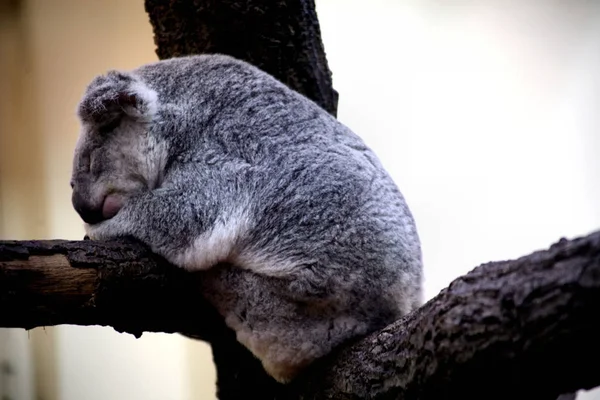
[
  {"xmin": 234, "ymin": 249, "xmax": 308, "ymax": 277},
  {"xmin": 127, "ymin": 80, "xmax": 158, "ymax": 121},
  {"xmin": 172, "ymin": 207, "xmax": 312, "ymax": 276},
  {"xmin": 172, "ymin": 209, "xmax": 252, "ymax": 271}
]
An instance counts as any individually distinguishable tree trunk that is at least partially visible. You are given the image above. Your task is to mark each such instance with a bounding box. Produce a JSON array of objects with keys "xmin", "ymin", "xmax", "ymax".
[{"xmin": 144, "ymin": 0, "xmax": 338, "ymax": 116}]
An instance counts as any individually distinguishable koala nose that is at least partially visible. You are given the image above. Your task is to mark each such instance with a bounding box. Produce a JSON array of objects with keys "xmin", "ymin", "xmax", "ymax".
[{"xmin": 72, "ymin": 190, "xmax": 105, "ymax": 225}]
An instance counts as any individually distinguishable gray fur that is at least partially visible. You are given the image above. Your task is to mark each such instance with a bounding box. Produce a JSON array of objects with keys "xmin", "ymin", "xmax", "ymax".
[{"xmin": 70, "ymin": 54, "xmax": 423, "ymax": 383}]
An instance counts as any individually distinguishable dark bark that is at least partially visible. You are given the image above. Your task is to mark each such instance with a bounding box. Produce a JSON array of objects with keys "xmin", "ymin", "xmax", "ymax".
[
  {"xmin": 144, "ymin": 0, "xmax": 338, "ymax": 116},
  {"xmin": 290, "ymin": 230, "xmax": 600, "ymax": 399},
  {"xmin": 2, "ymin": 231, "xmax": 600, "ymax": 399},
  {"xmin": 0, "ymin": 238, "xmax": 219, "ymax": 339}
]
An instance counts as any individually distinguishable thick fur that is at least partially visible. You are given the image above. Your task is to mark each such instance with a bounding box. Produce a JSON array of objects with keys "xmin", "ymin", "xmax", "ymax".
[{"xmin": 71, "ymin": 54, "xmax": 423, "ymax": 383}]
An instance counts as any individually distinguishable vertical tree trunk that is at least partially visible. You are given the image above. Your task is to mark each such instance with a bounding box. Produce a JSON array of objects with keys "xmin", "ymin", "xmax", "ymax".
[{"xmin": 144, "ymin": 0, "xmax": 338, "ymax": 116}]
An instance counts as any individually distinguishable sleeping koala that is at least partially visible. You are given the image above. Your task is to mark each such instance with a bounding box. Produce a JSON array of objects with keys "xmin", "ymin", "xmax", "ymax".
[{"xmin": 70, "ymin": 54, "xmax": 423, "ymax": 383}]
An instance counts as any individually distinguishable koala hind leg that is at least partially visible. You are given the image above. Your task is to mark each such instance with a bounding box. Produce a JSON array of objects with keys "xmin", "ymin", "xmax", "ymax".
[{"xmin": 200, "ymin": 265, "xmax": 373, "ymax": 383}]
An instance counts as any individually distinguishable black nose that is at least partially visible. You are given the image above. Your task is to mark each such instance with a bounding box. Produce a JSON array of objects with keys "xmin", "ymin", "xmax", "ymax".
[{"xmin": 72, "ymin": 190, "xmax": 104, "ymax": 224}]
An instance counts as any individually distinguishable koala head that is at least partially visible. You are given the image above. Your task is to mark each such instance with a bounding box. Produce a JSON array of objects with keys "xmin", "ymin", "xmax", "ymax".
[{"xmin": 71, "ymin": 70, "xmax": 168, "ymax": 225}]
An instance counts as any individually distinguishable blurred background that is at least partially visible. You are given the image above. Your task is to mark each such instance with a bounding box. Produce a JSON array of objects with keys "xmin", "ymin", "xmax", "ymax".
[{"xmin": 0, "ymin": 0, "xmax": 599, "ymax": 398}]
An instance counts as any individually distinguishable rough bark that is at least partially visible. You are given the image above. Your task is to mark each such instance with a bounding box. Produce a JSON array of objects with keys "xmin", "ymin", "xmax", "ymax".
[
  {"xmin": 0, "ymin": 238, "xmax": 219, "ymax": 339},
  {"xmin": 1, "ymin": 231, "xmax": 600, "ymax": 399},
  {"xmin": 144, "ymin": 0, "xmax": 338, "ymax": 116},
  {"xmin": 291, "ymin": 230, "xmax": 600, "ymax": 399}
]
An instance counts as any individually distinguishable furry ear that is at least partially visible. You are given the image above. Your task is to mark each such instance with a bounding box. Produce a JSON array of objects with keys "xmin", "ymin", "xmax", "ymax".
[{"xmin": 77, "ymin": 70, "xmax": 158, "ymax": 129}]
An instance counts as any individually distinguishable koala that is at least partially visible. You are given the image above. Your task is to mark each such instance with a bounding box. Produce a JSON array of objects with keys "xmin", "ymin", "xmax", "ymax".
[{"xmin": 70, "ymin": 54, "xmax": 423, "ymax": 383}]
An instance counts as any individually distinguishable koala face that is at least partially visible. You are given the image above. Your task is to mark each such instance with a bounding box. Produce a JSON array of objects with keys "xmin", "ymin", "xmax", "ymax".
[{"xmin": 70, "ymin": 71, "xmax": 167, "ymax": 225}]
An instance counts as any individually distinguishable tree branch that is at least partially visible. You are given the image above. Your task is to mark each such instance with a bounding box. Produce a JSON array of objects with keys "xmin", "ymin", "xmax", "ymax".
[
  {"xmin": 2, "ymin": 231, "xmax": 599, "ymax": 399},
  {"xmin": 144, "ymin": 0, "xmax": 338, "ymax": 116},
  {"xmin": 0, "ymin": 238, "xmax": 219, "ymax": 339},
  {"xmin": 291, "ymin": 230, "xmax": 600, "ymax": 399}
]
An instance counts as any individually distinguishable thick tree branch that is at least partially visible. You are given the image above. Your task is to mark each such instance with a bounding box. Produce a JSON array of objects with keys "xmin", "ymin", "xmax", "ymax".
[
  {"xmin": 1, "ymin": 231, "xmax": 599, "ymax": 399},
  {"xmin": 144, "ymin": 0, "xmax": 339, "ymax": 116},
  {"xmin": 0, "ymin": 239, "xmax": 220, "ymax": 339},
  {"xmin": 291, "ymin": 230, "xmax": 600, "ymax": 399}
]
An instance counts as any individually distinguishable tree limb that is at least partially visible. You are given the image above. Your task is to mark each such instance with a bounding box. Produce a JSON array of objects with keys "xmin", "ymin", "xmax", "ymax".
[
  {"xmin": 1, "ymin": 231, "xmax": 599, "ymax": 399},
  {"xmin": 144, "ymin": 0, "xmax": 339, "ymax": 116},
  {"xmin": 0, "ymin": 238, "xmax": 219, "ymax": 339},
  {"xmin": 291, "ymin": 230, "xmax": 600, "ymax": 399}
]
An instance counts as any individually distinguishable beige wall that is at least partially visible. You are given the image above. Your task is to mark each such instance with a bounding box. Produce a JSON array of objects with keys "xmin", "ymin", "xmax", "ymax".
[
  {"xmin": 0, "ymin": 0, "xmax": 47, "ymax": 241},
  {"xmin": 22, "ymin": 0, "xmax": 159, "ymax": 240}
]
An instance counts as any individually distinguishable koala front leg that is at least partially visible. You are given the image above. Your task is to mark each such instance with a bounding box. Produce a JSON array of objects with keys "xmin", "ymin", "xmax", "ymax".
[{"xmin": 84, "ymin": 186, "xmax": 238, "ymax": 272}]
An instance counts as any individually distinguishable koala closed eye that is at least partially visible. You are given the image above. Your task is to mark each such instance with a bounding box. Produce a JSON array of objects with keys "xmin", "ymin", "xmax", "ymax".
[{"xmin": 88, "ymin": 150, "xmax": 99, "ymax": 174}]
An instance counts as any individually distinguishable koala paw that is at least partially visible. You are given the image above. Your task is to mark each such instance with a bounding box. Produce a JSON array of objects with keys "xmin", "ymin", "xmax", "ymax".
[{"xmin": 84, "ymin": 218, "xmax": 128, "ymax": 241}]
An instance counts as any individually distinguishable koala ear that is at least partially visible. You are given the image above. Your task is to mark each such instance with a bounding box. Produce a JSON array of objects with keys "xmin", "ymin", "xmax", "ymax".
[{"xmin": 77, "ymin": 70, "xmax": 158, "ymax": 129}]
